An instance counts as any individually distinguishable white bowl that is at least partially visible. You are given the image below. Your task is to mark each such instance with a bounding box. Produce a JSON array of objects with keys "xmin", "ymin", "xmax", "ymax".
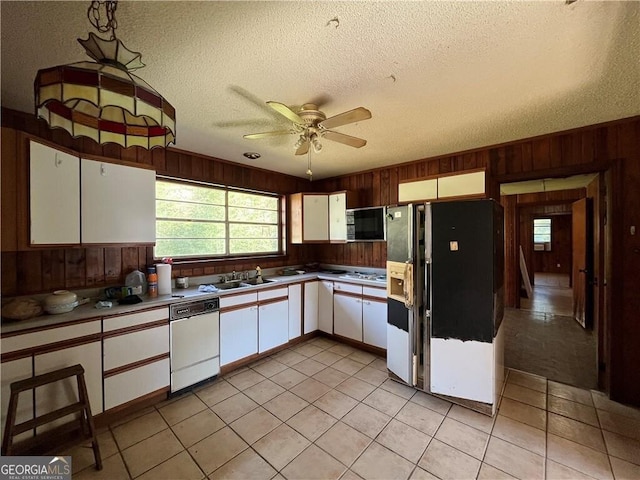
[
  {"xmin": 44, "ymin": 290, "xmax": 78, "ymax": 314},
  {"xmin": 45, "ymin": 300, "xmax": 79, "ymax": 314}
]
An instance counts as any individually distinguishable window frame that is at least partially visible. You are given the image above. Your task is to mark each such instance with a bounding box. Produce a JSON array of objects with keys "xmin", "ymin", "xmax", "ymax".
[
  {"xmin": 533, "ymin": 217, "xmax": 552, "ymax": 251},
  {"xmin": 154, "ymin": 176, "xmax": 285, "ymax": 262}
]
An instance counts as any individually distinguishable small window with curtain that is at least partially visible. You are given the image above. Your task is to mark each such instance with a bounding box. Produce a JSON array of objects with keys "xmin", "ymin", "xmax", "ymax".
[
  {"xmin": 533, "ymin": 218, "xmax": 551, "ymax": 251},
  {"xmin": 155, "ymin": 178, "xmax": 282, "ymax": 259}
]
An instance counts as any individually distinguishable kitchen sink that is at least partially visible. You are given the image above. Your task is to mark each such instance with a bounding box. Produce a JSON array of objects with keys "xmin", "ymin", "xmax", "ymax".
[
  {"xmin": 213, "ymin": 281, "xmax": 248, "ymax": 290},
  {"xmin": 240, "ymin": 278, "xmax": 276, "ymax": 286}
]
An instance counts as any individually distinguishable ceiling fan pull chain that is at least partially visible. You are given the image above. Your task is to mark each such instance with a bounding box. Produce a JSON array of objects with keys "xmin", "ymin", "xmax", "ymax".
[{"xmin": 306, "ymin": 149, "xmax": 313, "ymax": 181}]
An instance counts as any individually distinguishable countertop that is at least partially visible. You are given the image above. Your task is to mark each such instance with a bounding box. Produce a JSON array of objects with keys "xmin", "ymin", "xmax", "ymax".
[{"xmin": 1, "ymin": 272, "xmax": 387, "ymax": 335}]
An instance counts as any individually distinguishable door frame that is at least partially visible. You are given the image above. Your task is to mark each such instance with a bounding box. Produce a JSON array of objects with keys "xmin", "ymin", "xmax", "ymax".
[{"xmin": 495, "ymin": 161, "xmax": 614, "ymax": 392}]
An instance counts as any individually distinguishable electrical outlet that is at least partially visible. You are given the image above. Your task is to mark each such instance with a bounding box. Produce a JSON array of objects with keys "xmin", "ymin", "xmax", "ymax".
[{"xmin": 557, "ymin": 263, "xmax": 561, "ymax": 268}]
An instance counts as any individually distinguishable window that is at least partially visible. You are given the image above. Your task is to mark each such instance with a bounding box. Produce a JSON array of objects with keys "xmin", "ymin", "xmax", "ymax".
[
  {"xmin": 533, "ymin": 218, "xmax": 551, "ymax": 251},
  {"xmin": 155, "ymin": 178, "xmax": 282, "ymax": 259}
]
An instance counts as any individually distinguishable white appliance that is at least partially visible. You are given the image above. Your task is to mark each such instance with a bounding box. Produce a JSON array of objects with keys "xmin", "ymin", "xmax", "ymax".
[{"xmin": 169, "ymin": 297, "xmax": 220, "ymax": 393}]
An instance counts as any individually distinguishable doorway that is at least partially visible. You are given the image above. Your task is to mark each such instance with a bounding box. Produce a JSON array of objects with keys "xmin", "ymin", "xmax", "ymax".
[{"xmin": 500, "ymin": 173, "xmax": 604, "ymax": 390}]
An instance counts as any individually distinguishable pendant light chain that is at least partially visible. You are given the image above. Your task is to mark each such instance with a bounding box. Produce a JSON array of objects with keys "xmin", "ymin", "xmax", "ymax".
[{"xmin": 88, "ymin": 1, "xmax": 118, "ymax": 39}]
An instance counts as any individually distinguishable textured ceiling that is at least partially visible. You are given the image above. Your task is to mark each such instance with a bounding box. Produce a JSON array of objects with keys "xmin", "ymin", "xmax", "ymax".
[{"xmin": 2, "ymin": 1, "xmax": 639, "ymax": 180}]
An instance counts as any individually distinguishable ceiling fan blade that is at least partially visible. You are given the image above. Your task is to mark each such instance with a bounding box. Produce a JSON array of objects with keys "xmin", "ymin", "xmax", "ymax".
[
  {"xmin": 266, "ymin": 101, "xmax": 304, "ymax": 124},
  {"xmin": 295, "ymin": 139, "xmax": 310, "ymax": 155},
  {"xmin": 323, "ymin": 130, "xmax": 367, "ymax": 148},
  {"xmin": 243, "ymin": 130, "xmax": 292, "ymax": 139},
  {"xmin": 319, "ymin": 107, "xmax": 371, "ymax": 130}
]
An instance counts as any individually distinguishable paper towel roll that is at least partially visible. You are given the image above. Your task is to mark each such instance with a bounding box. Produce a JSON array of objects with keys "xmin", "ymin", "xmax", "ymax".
[{"xmin": 156, "ymin": 264, "xmax": 172, "ymax": 295}]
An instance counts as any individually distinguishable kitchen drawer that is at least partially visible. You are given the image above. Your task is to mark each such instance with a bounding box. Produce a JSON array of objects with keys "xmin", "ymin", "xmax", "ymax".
[
  {"xmin": 258, "ymin": 287, "xmax": 288, "ymax": 301},
  {"xmin": 103, "ymin": 307, "xmax": 168, "ymax": 332},
  {"xmin": 363, "ymin": 286, "xmax": 386, "ymax": 299},
  {"xmin": 220, "ymin": 292, "xmax": 258, "ymax": 309},
  {"xmin": 104, "ymin": 357, "xmax": 170, "ymax": 411},
  {"xmin": 103, "ymin": 324, "xmax": 169, "ymax": 371},
  {"xmin": 1, "ymin": 320, "xmax": 101, "ymax": 354},
  {"xmin": 333, "ymin": 282, "xmax": 362, "ymax": 295}
]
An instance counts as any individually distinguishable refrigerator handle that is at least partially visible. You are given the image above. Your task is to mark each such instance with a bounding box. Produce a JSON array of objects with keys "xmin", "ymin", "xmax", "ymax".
[
  {"xmin": 403, "ymin": 261, "xmax": 413, "ymax": 308},
  {"xmin": 425, "ymin": 261, "xmax": 431, "ymax": 312}
]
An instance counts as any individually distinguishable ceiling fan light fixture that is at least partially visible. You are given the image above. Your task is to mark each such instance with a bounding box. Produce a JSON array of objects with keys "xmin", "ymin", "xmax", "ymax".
[
  {"xmin": 311, "ymin": 134, "xmax": 322, "ymax": 153},
  {"xmin": 294, "ymin": 134, "xmax": 306, "ymax": 149}
]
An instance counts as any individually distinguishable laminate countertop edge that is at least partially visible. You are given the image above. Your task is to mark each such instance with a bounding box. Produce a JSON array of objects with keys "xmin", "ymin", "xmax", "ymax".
[{"xmin": 1, "ymin": 272, "xmax": 387, "ymax": 335}]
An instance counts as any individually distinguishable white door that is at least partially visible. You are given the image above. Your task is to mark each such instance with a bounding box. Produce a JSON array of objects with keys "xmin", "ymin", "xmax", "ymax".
[
  {"xmin": 259, "ymin": 300, "xmax": 289, "ymax": 353},
  {"xmin": 220, "ymin": 306, "xmax": 258, "ymax": 365},
  {"xmin": 81, "ymin": 159, "xmax": 156, "ymax": 243},
  {"xmin": 329, "ymin": 192, "xmax": 347, "ymax": 241},
  {"xmin": 333, "ymin": 293, "xmax": 363, "ymax": 341},
  {"xmin": 303, "ymin": 281, "xmax": 319, "ymax": 334},
  {"xmin": 363, "ymin": 299, "xmax": 387, "ymax": 348},
  {"xmin": 29, "ymin": 140, "xmax": 80, "ymax": 244},
  {"xmin": 288, "ymin": 284, "xmax": 302, "ymax": 340},
  {"xmin": 318, "ymin": 281, "xmax": 334, "ymax": 333},
  {"xmin": 34, "ymin": 341, "xmax": 103, "ymax": 431},
  {"xmin": 302, "ymin": 194, "xmax": 329, "ymax": 241}
]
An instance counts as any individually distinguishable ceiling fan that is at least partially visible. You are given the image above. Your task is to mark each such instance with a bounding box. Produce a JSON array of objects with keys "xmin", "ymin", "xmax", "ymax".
[{"xmin": 243, "ymin": 102, "xmax": 372, "ymax": 155}]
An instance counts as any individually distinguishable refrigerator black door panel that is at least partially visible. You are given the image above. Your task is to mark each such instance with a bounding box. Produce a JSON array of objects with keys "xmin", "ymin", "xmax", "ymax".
[
  {"xmin": 386, "ymin": 206, "xmax": 412, "ymax": 262},
  {"xmin": 388, "ymin": 297, "xmax": 409, "ymax": 332},
  {"xmin": 430, "ymin": 200, "xmax": 495, "ymax": 344}
]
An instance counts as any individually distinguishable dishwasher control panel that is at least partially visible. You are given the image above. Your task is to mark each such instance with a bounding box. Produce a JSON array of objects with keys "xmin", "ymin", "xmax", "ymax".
[{"xmin": 170, "ymin": 297, "xmax": 220, "ymax": 320}]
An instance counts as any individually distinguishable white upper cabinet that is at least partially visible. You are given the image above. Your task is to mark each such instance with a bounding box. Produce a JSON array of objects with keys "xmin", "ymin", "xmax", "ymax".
[
  {"xmin": 291, "ymin": 191, "xmax": 350, "ymax": 244},
  {"xmin": 81, "ymin": 158, "xmax": 156, "ymax": 243},
  {"xmin": 302, "ymin": 194, "xmax": 329, "ymax": 241},
  {"xmin": 329, "ymin": 192, "xmax": 347, "ymax": 242},
  {"xmin": 29, "ymin": 140, "xmax": 80, "ymax": 244},
  {"xmin": 29, "ymin": 140, "xmax": 156, "ymax": 245}
]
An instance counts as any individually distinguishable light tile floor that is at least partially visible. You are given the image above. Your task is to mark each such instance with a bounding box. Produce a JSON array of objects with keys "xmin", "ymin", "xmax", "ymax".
[{"xmin": 70, "ymin": 337, "xmax": 640, "ymax": 480}]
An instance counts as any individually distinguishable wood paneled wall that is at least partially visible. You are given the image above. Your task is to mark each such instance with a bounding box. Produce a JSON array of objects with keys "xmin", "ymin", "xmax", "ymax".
[
  {"xmin": 502, "ymin": 188, "xmax": 585, "ymax": 301},
  {"xmin": 1, "ymin": 108, "xmax": 314, "ymax": 296},
  {"xmin": 314, "ymin": 154, "xmax": 491, "ymax": 268},
  {"xmin": 531, "ymin": 214, "xmax": 572, "ymax": 275},
  {"xmin": 3, "ymin": 106, "xmax": 640, "ymax": 404},
  {"xmin": 313, "ymin": 116, "xmax": 640, "ymax": 405}
]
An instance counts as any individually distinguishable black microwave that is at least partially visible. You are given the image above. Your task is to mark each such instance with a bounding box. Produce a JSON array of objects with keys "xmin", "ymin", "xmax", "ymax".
[{"xmin": 346, "ymin": 207, "xmax": 386, "ymax": 242}]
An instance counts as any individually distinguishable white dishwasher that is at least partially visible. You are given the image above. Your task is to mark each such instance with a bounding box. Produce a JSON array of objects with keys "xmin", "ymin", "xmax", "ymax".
[{"xmin": 170, "ymin": 297, "xmax": 220, "ymax": 394}]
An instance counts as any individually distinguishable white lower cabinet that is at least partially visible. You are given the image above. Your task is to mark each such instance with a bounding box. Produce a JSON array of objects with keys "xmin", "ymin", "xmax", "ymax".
[
  {"xmin": 34, "ymin": 341, "xmax": 103, "ymax": 432},
  {"xmin": 327, "ymin": 283, "xmax": 387, "ymax": 349},
  {"xmin": 303, "ymin": 281, "xmax": 319, "ymax": 334},
  {"xmin": 288, "ymin": 284, "xmax": 302, "ymax": 340},
  {"xmin": 259, "ymin": 300, "xmax": 289, "ymax": 353},
  {"xmin": 104, "ymin": 358, "xmax": 170, "ymax": 411},
  {"xmin": 103, "ymin": 323, "xmax": 170, "ymax": 410},
  {"xmin": 363, "ymin": 299, "xmax": 387, "ymax": 348},
  {"xmin": 103, "ymin": 325, "xmax": 169, "ymax": 371},
  {"xmin": 102, "ymin": 307, "xmax": 170, "ymax": 411},
  {"xmin": 318, "ymin": 281, "xmax": 334, "ymax": 333},
  {"xmin": 334, "ymin": 293, "xmax": 363, "ymax": 341},
  {"xmin": 1, "ymin": 358, "xmax": 33, "ymax": 443},
  {"xmin": 220, "ymin": 306, "xmax": 258, "ymax": 366}
]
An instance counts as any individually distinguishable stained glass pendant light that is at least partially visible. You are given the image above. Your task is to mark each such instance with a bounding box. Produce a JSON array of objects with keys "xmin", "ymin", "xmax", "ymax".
[{"xmin": 34, "ymin": 1, "xmax": 175, "ymax": 149}]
